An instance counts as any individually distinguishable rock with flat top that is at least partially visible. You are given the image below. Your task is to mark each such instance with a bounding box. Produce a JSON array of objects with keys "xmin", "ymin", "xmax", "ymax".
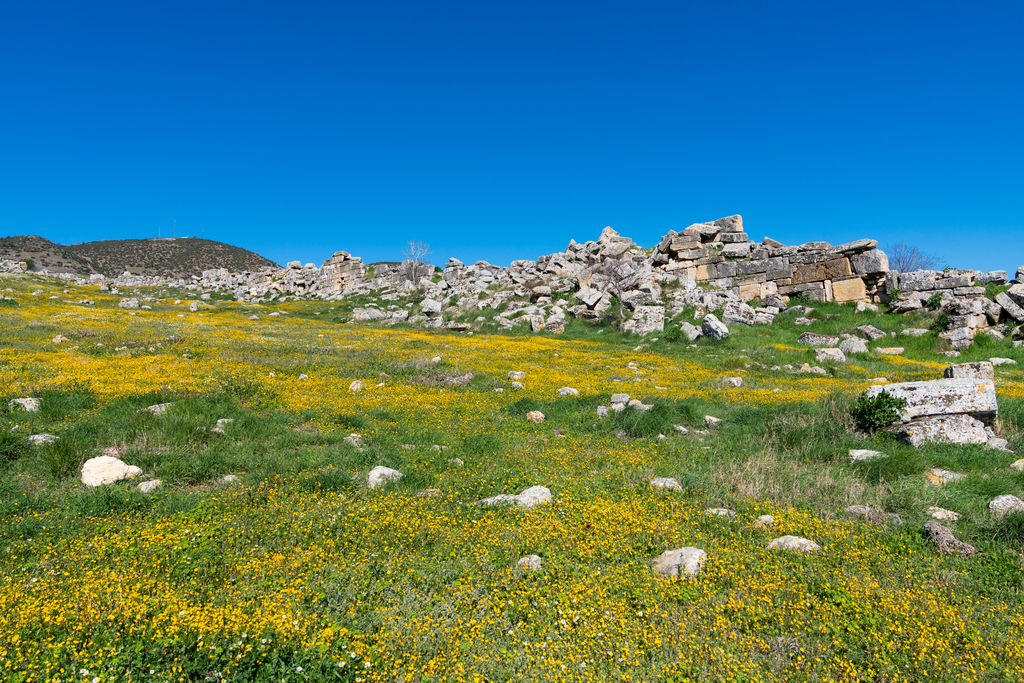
[
  {"xmin": 850, "ymin": 449, "xmax": 887, "ymax": 462},
  {"xmin": 650, "ymin": 477, "xmax": 682, "ymax": 492},
  {"xmin": 926, "ymin": 468, "xmax": 966, "ymax": 486},
  {"xmin": 557, "ymin": 387, "xmax": 579, "ymax": 397},
  {"xmin": 927, "ymin": 506, "xmax": 961, "ymax": 522},
  {"xmin": 815, "ymin": 348, "xmax": 846, "ymax": 363},
  {"xmin": 944, "ymin": 362, "xmax": 994, "ymax": 381},
  {"xmin": 9, "ymin": 398, "xmax": 40, "ymax": 413},
  {"xmin": 866, "ymin": 378, "xmax": 998, "ymax": 422},
  {"xmin": 891, "ymin": 414, "xmax": 989, "ymax": 447},
  {"xmin": 701, "ymin": 314, "xmax": 729, "ymax": 340},
  {"xmin": 526, "ymin": 411, "xmax": 545, "ymax": 424},
  {"xmin": 797, "ymin": 332, "xmax": 839, "ymax": 347},
  {"xmin": 139, "ymin": 403, "xmax": 174, "ymax": 416}
]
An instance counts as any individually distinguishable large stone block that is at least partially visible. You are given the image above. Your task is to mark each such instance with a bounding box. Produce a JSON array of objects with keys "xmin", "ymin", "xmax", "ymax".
[
  {"xmin": 995, "ymin": 292, "xmax": 1024, "ymax": 322},
  {"xmin": 850, "ymin": 249, "xmax": 889, "ymax": 274},
  {"xmin": 623, "ymin": 306, "xmax": 665, "ymax": 336},
  {"xmin": 865, "ymin": 378, "xmax": 998, "ymax": 423},
  {"xmin": 944, "ymin": 362, "xmax": 994, "ymax": 381},
  {"xmin": 823, "ymin": 258, "xmax": 852, "ymax": 279},
  {"xmin": 890, "ymin": 414, "xmax": 988, "ymax": 447},
  {"xmin": 791, "ymin": 263, "xmax": 825, "ymax": 285},
  {"xmin": 832, "ymin": 239, "xmax": 878, "ymax": 254},
  {"xmin": 832, "ymin": 277, "xmax": 867, "ymax": 303}
]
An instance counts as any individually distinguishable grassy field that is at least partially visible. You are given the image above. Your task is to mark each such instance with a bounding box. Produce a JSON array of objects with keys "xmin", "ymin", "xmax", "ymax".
[{"xmin": 2, "ymin": 272, "xmax": 1024, "ymax": 682}]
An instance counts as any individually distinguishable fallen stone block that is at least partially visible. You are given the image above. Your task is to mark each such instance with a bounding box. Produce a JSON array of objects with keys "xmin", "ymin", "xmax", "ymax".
[{"xmin": 866, "ymin": 378, "xmax": 998, "ymax": 422}]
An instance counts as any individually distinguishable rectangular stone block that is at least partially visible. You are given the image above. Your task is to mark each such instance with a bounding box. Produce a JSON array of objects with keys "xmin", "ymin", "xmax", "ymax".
[
  {"xmin": 669, "ymin": 238, "xmax": 702, "ymax": 251},
  {"xmin": 736, "ymin": 260, "xmax": 770, "ymax": 276},
  {"xmin": 823, "ymin": 258, "xmax": 852, "ymax": 279},
  {"xmin": 719, "ymin": 232, "xmax": 749, "ymax": 243},
  {"xmin": 791, "ymin": 263, "xmax": 826, "ymax": 285},
  {"xmin": 738, "ymin": 282, "xmax": 761, "ymax": 300},
  {"xmin": 832, "ymin": 277, "xmax": 867, "ymax": 303},
  {"xmin": 767, "ymin": 268, "xmax": 792, "ymax": 281},
  {"xmin": 676, "ymin": 248, "xmax": 707, "ymax": 260},
  {"xmin": 716, "ymin": 261, "xmax": 737, "ymax": 278},
  {"xmin": 865, "ymin": 378, "xmax": 998, "ymax": 422},
  {"xmin": 934, "ymin": 275, "xmax": 973, "ymax": 289}
]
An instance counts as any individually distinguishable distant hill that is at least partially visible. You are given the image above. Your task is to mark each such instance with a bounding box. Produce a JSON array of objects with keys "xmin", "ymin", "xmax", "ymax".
[{"xmin": 0, "ymin": 235, "xmax": 280, "ymax": 277}]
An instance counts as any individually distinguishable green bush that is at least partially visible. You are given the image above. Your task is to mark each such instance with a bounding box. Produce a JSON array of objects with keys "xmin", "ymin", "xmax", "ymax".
[
  {"xmin": 851, "ymin": 390, "xmax": 907, "ymax": 433},
  {"xmin": 925, "ymin": 292, "xmax": 944, "ymax": 310}
]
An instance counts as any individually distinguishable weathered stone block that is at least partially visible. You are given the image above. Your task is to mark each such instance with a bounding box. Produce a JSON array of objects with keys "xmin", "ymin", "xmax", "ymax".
[
  {"xmin": 791, "ymin": 263, "xmax": 825, "ymax": 285},
  {"xmin": 890, "ymin": 414, "xmax": 988, "ymax": 447},
  {"xmin": 944, "ymin": 362, "xmax": 994, "ymax": 381},
  {"xmin": 823, "ymin": 258, "xmax": 852, "ymax": 279},
  {"xmin": 850, "ymin": 249, "xmax": 889, "ymax": 274},
  {"xmin": 832, "ymin": 277, "xmax": 867, "ymax": 303},
  {"xmin": 865, "ymin": 378, "xmax": 998, "ymax": 422}
]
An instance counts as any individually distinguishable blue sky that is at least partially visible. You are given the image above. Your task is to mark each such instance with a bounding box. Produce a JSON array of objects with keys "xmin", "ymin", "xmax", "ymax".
[{"xmin": 2, "ymin": 1, "xmax": 1022, "ymax": 273}]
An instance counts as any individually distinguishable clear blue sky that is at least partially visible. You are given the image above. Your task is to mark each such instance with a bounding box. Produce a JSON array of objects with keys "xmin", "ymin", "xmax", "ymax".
[{"xmin": 2, "ymin": 1, "xmax": 1022, "ymax": 273}]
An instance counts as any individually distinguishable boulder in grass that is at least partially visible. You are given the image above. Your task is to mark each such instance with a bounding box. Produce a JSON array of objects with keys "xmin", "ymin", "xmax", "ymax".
[
  {"xmin": 989, "ymin": 494, "xmax": 1024, "ymax": 518},
  {"xmin": 480, "ymin": 485, "xmax": 552, "ymax": 510},
  {"xmin": 839, "ymin": 338, "xmax": 868, "ymax": 355},
  {"xmin": 29, "ymin": 433, "xmax": 59, "ymax": 445},
  {"xmin": 720, "ymin": 377, "xmax": 744, "ymax": 388},
  {"xmin": 367, "ymin": 466, "xmax": 403, "ymax": 489},
  {"xmin": 81, "ymin": 456, "xmax": 143, "ymax": 487},
  {"xmin": 926, "ymin": 468, "xmax": 966, "ymax": 486},
  {"xmin": 651, "ymin": 547, "xmax": 706, "ymax": 578},
  {"xmin": 348, "ymin": 380, "xmax": 365, "ymax": 393},
  {"xmin": 9, "ymin": 398, "xmax": 40, "ymax": 413},
  {"xmin": 701, "ymin": 314, "xmax": 729, "ymax": 340},
  {"xmin": 797, "ymin": 332, "xmax": 839, "ymax": 347},
  {"xmin": 650, "ymin": 477, "xmax": 682, "ymax": 492},
  {"xmin": 139, "ymin": 403, "xmax": 174, "ymax": 416},
  {"xmin": 557, "ymin": 387, "xmax": 579, "ymax": 397},
  {"xmin": 768, "ymin": 536, "xmax": 820, "ymax": 553},
  {"xmin": 138, "ymin": 479, "xmax": 162, "ymax": 494},
  {"xmin": 924, "ymin": 521, "xmax": 977, "ymax": 556},
  {"xmin": 526, "ymin": 411, "xmax": 545, "ymax": 424},
  {"xmin": 856, "ymin": 325, "xmax": 888, "ymax": 341},
  {"xmin": 849, "ymin": 449, "xmax": 887, "ymax": 462},
  {"xmin": 508, "ymin": 371, "xmax": 526, "ymax": 381},
  {"xmin": 517, "ymin": 555, "xmax": 542, "ymax": 571},
  {"xmin": 927, "ymin": 507, "xmax": 961, "ymax": 522},
  {"xmin": 814, "ymin": 348, "xmax": 846, "ymax": 363}
]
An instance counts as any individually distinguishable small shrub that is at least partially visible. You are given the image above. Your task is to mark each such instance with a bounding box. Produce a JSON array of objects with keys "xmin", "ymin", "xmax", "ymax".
[
  {"xmin": 0, "ymin": 298, "xmax": 17, "ymax": 308},
  {"xmin": 925, "ymin": 292, "xmax": 944, "ymax": 310},
  {"xmin": 851, "ymin": 390, "xmax": 907, "ymax": 433}
]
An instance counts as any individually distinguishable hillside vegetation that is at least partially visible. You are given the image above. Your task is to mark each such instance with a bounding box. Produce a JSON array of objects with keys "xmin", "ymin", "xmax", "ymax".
[
  {"xmin": 1, "ymin": 271, "xmax": 1023, "ymax": 682},
  {"xmin": 0, "ymin": 235, "xmax": 279, "ymax": 276}
]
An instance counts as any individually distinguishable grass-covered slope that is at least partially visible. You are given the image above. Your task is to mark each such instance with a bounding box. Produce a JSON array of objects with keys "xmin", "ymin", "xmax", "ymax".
[{"xmin": 1, "ymin": 271, "xmax": 1024, "ymax": 682}]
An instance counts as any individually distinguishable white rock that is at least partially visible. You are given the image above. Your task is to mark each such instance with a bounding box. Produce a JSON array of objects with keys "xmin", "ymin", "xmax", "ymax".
[
  {"xmin": 508, "ymin": 371, "xmax": 526, "ymax": 381},
  {"xmin": 839, "ymin": 338, "xmax": 869, "ymax": 355},
  {"xmin": 704, "ymin": 415, "xmax": 722, "ymax": 427},
  {"xmin": 753, "ymin": 515, "xmax": 776, "ymax": 528},
  {"xmin": 721, "ymin": 377, "xmax": 743, "ymax": 388},
  {"xmin": 344, "ymin": 433, "xmax": 364, "ymax": 448},
  {"xmin": 447, "ymin": 458, "xmax": 464, "ymax": 466},
  {"xmin": 650, "ymin": 477, "xmax": 682, "ymax": 492},
  {"xmin": 610, "ymin": 393, "xmax": 630, "ymax": 406},
  {"xmin": 768, "ymin": 535, "xmax": 820, "ymax": 552},
  {"xmin": 28, "ymin": 434, "xmax": 58, "ymax": 445},
  {"xmin": 9, "ymin": 398, "xmax": 40, "ymax": 412},
  {"xmin": 511, "ymin": 381, "xmax": 524, "ymax": 390},
  {"xmin": 989, "ymin": 494, "xmax": 1024, "ymax": 518},
  {"xmin": 219, "ymin": 474, "xmax": 240, "ymax": 484},
  {"xmin": 706, "ymin": 507, "xmax": 735, "ymax": 517},
  {"xmin": 927, "ymin": 506, "xmax": 961, "ymax": 522},
  {"xmin": 138, "ymin": 479, "xmax": 162, "ymax": 494},
  {"xmin": 81, "ymin": 456, "xmax": 143, "ymax": 487},
  {"xmin": 926, "ymin": 468, "xmax": 966, "ymax": 486},
  {"xmin": 517, "ymin": 555, "xmax": 543, "ymax": 571},
  {"xmin": 849, "ymin": 449, "xmax": 887, "ymax": 462},
  {"xmin": 991, "ymin": 358, "xmax": 1017, "ymax": 366},
  {"xmin": 557, "ymin": 387, "xmax": 579, "ymax": 397},
  {"xmin": 348, "ymin": 380, "xmax": 364, "ymax": 392},
  {"xmin": 139, "ymin": 403, "xmax": 173, "ymax": 416},
  {"xmin": 526, "ymin": 410, "xmax": 545, "ymax": 424},
  {"xmin": 814, "ymin": 348, "xmax": 847, "ymax": 363},
  {"xmin": 480, "ymin": 485, "xmax": 552, "ymax": 509},
  {"xmin": 1010, "ymin": 459, "xmax": 1024, "ymax": 472},
  {"xmin": 367, "ymin": 466, "xmax": 404, "ymax": 489},
  {"xmin": 651, "ymin": 547, "xmax": 706, "ymax": 578}
]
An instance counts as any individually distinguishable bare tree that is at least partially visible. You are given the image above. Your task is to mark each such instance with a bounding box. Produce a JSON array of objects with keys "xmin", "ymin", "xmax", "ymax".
[
  {"xmin": 401, "ymin": 240, "xmax": 433, "ymax": 281},
  {"xmin": 886, "ymin": 242, "xmax": 942, "ymax": 272}
]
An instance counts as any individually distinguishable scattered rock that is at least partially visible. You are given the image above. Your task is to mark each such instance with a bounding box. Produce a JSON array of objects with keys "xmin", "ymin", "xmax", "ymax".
[
  {"xmin": 926, "ymin": 468, "xmax": 966, "ymax": 486},
  {"xmin": 991, "ymin": 357, "xmax": 1017, "ymax": 367},
  {"xmin": 139, "ymin": 403, "xmax": 174, "ymax": 417},
  {"xmin": 797, "ymin": 332, "xmax": 839, "ymax": 347},
  {"xmin": 849, "ymin": 449, "xmax": 887, "ymax": 462},
  {"xmin": 701, "ymin": 314, "xmax": 729, "ymax": 340},
  {"xmin": 1010, "ymin": 459, "xmax": 1024, "ymax": 472},
  {"xmin": 923, "ymin": 521, "xmax": 977, "ymax": 556},
  {"xmin": 651, "ymin": 547, "xmax": 706, "ymax": 578},
  {"xmin": 367, "ymin": 466, "xmax": 404, "ymax": 489},
  {"xmin": 508, "ymin": 371, "xmax": 526, "ymax": 381},
  {"xmin": 344, "ymin": 433, "xmax": 364, "ymax": 448},
  {"xmin": 839, "ymin": 338, "xmax": 868, "ymax": 355},
  {"xmin": 349, "ymin": 380, "xmax": 365, "ymax": 392},
  {"xmin": 704, "ymin": 415, "xmax": 722, "ymax": 427},
  {"xmin": 768, "ymin": 536, "xmax": 820, "ymax": 553},
  {"xmin": 989, "ymin": 494, "xmax": 1024, "ymax": 518},
  {"xmin": 526, "ymin": 411, "xmax": 545, "ymax": 424},
  {"xmin": 720, "ymin": 376, "xmax": 743, "ymax": 388},
  {"xmin": 138, "ymin": 479, "xmax": 162, "ymax": 494},
  {"xmin": 81, "ymin": 456, "xmax": 143, "ymax": 487},
  {"xmin": 844, "ymin": 505, "xmax": 902, "ymax": 524},
  {"xmin": 28, "ymin": 434, "xmax": 58, "ymax": 445},
  {"xmin": 9, "ymin": 398, "xmax": 40, "ymax": 412},
  {"xmin": 753, "ymin": 515, "xmax": 776, "ymax": 528},
  {"xmin": 557, "ymin": 387, "xmax": 579, "ymax": 397},
  {"xmin": 944, "ymin": 362, "xmax": 994, "ymax": 381},
  {"xmin": 650, "ymin": 477, "xmax": 682, "ymax": 492},
  {"xmin": 927, "ymin": 506, "xmax": 961, "ymax": 522},
  {"xmin": 517, "ymin": 555, "xmax": 543, "ymax": 571},
  {"xmin": 480, "ymin": 485, "xmax": 552, "ymax": 509},
  {"xmin": 875, "ymin": 347, "xmax": 904, "ymax": 355},
  {"xmin": 706, "ymin": 508, "xmax": 735, "ymax": 517},
  {"xmin": 52, "ymin": 334, "xmax": 70, "ymax": 344},
  {"xmin": 891, "ymin": 414, "xmax": 989, "ymax": 447},
  {"xmin": 866, "ymin": 378, "xmax": 998, "ymax": 423},
  {"xmin": 814, "ymin": 348, "xmax": 847, "ymax": 363},
  {"xmin": 219, "ymin": 474, "xmax": 240, "ymax": 484}
]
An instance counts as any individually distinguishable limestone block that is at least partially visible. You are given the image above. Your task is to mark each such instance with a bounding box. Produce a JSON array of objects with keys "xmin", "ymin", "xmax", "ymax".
[
  {"xmin": 81, "ymin": 456, "xmax": 143, "ymax": 487},
  {"xmin": 866, "ymin": 378, "xmax": 997, "ymax": 422},
  {"xmin": 797, "ymin": 332, "xmax": 839, "ymax": 347},
  {"xmin": 943, "ymin": 362, "xmax": 994, "ymax": 381},
  {"xmin": 701, "ymin": 314, "xmax": 729, "ymax": 340},
  {"xmin": 831, "ymin": 277, "xmax": 867, "ymax": 303},
  {"xmin": 890, "ymin": 414, "xmax": 989, "ymax": 447},
  {"xmin": 814, "ymin": 348, "xmax": 846, "ymax": 363},
  {"xmin": 995, "ymin": 292, "xmax": 1024, "ymax": 321},
  {"xmin": 368, "ymin": 466, "xmax": 404, "ymax": 488},
  {"xmin": 623, "ymin": 306, "xmax": 665, "ymax": 336}
]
